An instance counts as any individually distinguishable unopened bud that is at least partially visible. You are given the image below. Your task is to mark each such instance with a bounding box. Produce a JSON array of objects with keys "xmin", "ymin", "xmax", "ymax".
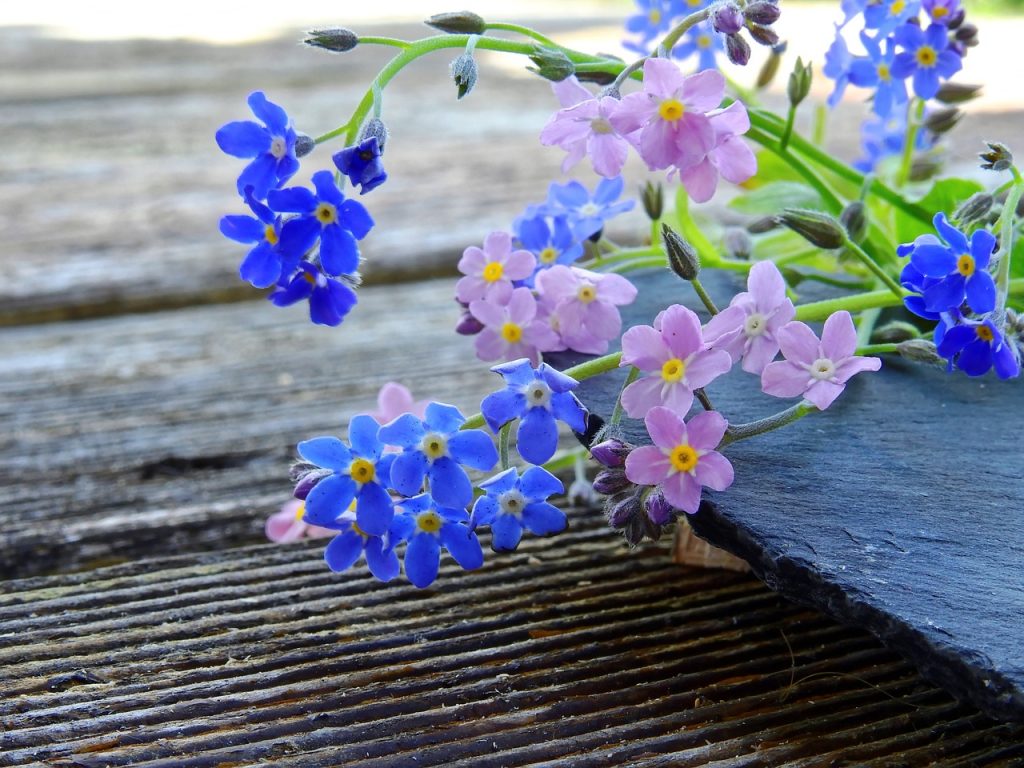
[
  {"xmin": 840, "ymin": 201, "xmax": 867, "ymax": 243},
  {"xmin": 910, "ymin": 156, "xmax": 941, "ymax": 182},
  {"xmin": 590, "ymin": 438, "xmax": 631, "ymax": 468},
  {"xmin": 787, "ymin": 56, "xmax": 812, "ymax": 107},
  {"xmin": 450, "ymin": 53, "xmax": 478, "ymax": 99},
  {"xmin": 954, "ymin": 192, "xmax": 994, "ymax": 225},
  {"xmin": 723, "ymin": 227, "xmax": 752, "ymax": 260},
  {"xmin": 359, "ymin": 117, "xmax": 389, "ymax": 153},
  {"xmin": 662, "ymin": 223, "xmax": 701, "ymax": 280},
  {"xmin": 641, "ymin": 181, "xmax": 664, "ymax": 221},
  {"xmin": 575, "ymin": 57, "xmax": 621, "ymax": 86},
  {"xmin": 924, "ymin": 106, "xmax": 962, "ymax": 135},
  {"xmin": 745, "ymin": 0, "xmax": 782, "ymax": 25},
  {"xmin": 644, "ymin": 489, "xmax": 675, "ymax": 526},
  {"xmin": 455, "ymin": 308, "xmax": 484, "ymax": 335},
  {"xmin": 954, "ymin": 22, "xmax": 978, "ymax": 45},
  {"xmin": 528, "ymin": 46, "xmax": 575, "ymax": 82},
  {"xmin": 872, "ymin": 321, "xmax": 919, "ymax": 344},
  {"xmin": 593, "ymin": 468, "xmax": 631, "ymax": 496},
  {"xmin": 935, "ymin": 82, "xmax": 982, "ymax": 104},
  {"xmin": 294, "ymin": 134, "xmax": 315, "ymax": 158},
  {"xmin": 606, "ymin": 492, "xmax": 642, "ymax": 528},
  {"xmin": 946, "ymin": 8, "xmax": 966, "ymax": 28},
  {"xmin": 426, "ymin": 10, "xmax": 486, "ymax": 35},
  {"xmin": 725, "ymin": 33, "xmax": 751, "ymax": 66},
  {"xmin": 291, "ymin": 465, "xmax": 331, "ymax": 500},
  {"xmin": 777, "ymin": 209, "xmax": 846, "ymax": 250},
  {"xmin": 756, "ymin": 42, "xmax": 786, "ymax": 88},
  {"xmin": 747, "ymin": 215, "xmax": 779, "ymax": 234},
  {"xmin": 305, "ymin": 27, "xmax": 358, "ymax": 53},
  {"xmin": 980, "ymin": 141, "xmax": 1013, "ymax": 172},
  {"xmin": 712, "ymin": 2, "xmax": 745, "ymax": 35},
  {"xmin": 747, "ymin": 23, "xmax": 779, "ymax": 47},
  {"xmin": 897, "ymin": 339, "xmax": 945, "ymax": 366}
]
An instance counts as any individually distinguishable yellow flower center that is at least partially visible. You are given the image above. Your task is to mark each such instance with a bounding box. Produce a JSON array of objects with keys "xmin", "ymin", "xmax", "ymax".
[
  {"xmin": 577, "ymin": 284, "xmax": 597, "ymax": 304},
  {"xmin": 976, "ymin": 325, "xmax": 995, "ymax": 342},
  {"xmin": 687, "ymin": 0, "xmax": 701, "ymax": 7},
  {"xmin": 697, "ymin": 34, "xmax": 711, "ymax": 49},
  {"xmin": 421, "ymin": 433, "xmax": 448, "ymax": 460},
  {"xmin": 649, "ymin": 9, "xmax": 661, "ymax": 23},
  {"xmin": 956, "ymin": 253, "xmax": 975, "ymax": 277},
  {"xmin": 416, "ymin": 510, "xmax": 443, "ymax": 534},
  {"xmin": 349, "ymin": 458, "xmax": 375, "ymax": 485},
  {"xmin": 501, "ymin": 322, "xmax": 523, "ymax": 343},
  {"xmin": 658, "ymin": 98, "xmax": 685, "ymax": 122},
  {"xmin": 915, "ymin": 46, "xmax": 937, "ymax": 67},
  {"xmin": 351, "ymin": 520, "xmax": 369, "ymax": 538},
  {"xmin": 877, "ymin": 64, "xmax": 890, "ymax": 81},
  {"xmin": 539, "ymin": 247, "xmax": 558, "ymax": 264},
  {"xmin": 661, "ymin": 357, "xmax": 686, "ymax": 382},
  {"xmin": 591, "ymin": 117, "xmax": 614, "ymax": 134},
  {"xmin": 315, "ymin": 202, "xmax": 338, "ymax": 225},
  {"xmin": 931, "ymin": 4, "xmax": 949, "ymax": 17},
  {"xmin": 669, "ymin": 444, "xmax": 699, "ymax": 473},
  {"xmin": 294, "ymin": 502, "xmax": 306, "ymax": 521},
  {"xmin": 482, "ymin": 262, "xmax": 504, "ymax": 282},
  {"xmin": 302, "ymin": 271, "xmax": 317, "ymax": 284},
  {"xmin": 890, "ymin": 0, "xmax": 906, "ymax": 14},
  {"xmin": 264, "ymin": 225, "xmax": 279, "ymax": 245}
]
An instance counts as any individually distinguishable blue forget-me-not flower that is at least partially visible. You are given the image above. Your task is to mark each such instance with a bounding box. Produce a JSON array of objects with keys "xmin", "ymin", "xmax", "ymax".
[
  {"xmin": 216, "ymin": 91, "xmax": 300, "ymax": 200},
  {"xmin": 471, "ymin": 466, "xmax": 567, "ymax": 551}
]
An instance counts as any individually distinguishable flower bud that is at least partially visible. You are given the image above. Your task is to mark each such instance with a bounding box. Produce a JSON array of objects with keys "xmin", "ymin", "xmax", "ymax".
[
  {"xmin": 575, "ymin": 66, "xmax": 620, "ymax": 86},
  {"xmin": 745, "ymin": 0, "xmax": 782, "ymax": 25},
  {"xmin": 663, "ymin": 223, "xmax": 701, "ymax": 280},
  {"xmin": 896, "ymin": 339, "xmax": 946, "ymax": 366},
  {"xmin": 935, "ymin": 82, "xmax": 982, "ymax": 104},
  {"xmin": 954, "ymin": 192, "xmax": 994, "ymax": 225},
  {"xmin": 909, "ymin": 156, "xmax": 941, "ymax": 182},
  {"xmin": 305, "ymin": 27, "xmax": 358, "ymax": 53},
  {"xmin": 747, "ymin": 215, "xmax": 779, "ymax": 234},
  {"xmin": 644, "ymin": 489, "xmax": 675, "ymax": 526},
  {"xmin": 593, "ymin": 468, "xmax": 632, "ymax": 496},
  {"xmin": 291, "ymin": 466, "xmax": 331, "ymax": 500},
  {"xmin": 840, "ymin": 201, "xmax": 867, "ymax": 243},
  {"xmin": 294, "ymin": 134, "xmax": 315, "ymax": 158},
  {"xmin": 590, "ymin": 437, "xmax": 631, "ymax": 468},
  {"xmin": 776, "ymin": 209, "xmax": 846, "ymax": 250},
  {"xmin": 359, "ymin": 117, "xmax": 389, "ymax": 153},
  {"xmin": 712, "ymin": 3, "xmax": 745, "ymax": 35},
  {"xmin": 606, "ymin": 492, "xmax": 641, "ymax": 528},
  {"xmin": 455, "ymin": 308, "xmax": 484, "ymax": 335},
  {"xmin": 980, "ymin": 141, "xmax": 1013, "ymax": 172},
  {"xmin": 528, "ymin": 46, "xmax": 576, "ymax": 82},
  {"xmin": 426, "ymin": 11, "xmax": 486, "ymax": 35},
  {"xmin": 787, "ymin": 57, "xmax": 812, "ymax": 107},
  {"xmin": 641, "ymin": 181, "xmax": 664, "ymax": 221},
  {"xmin": 723, "ymin": 227, "xmax": 752, "ymax": 260},
  {"xmin": 756, "ymin": 42, "xmax": 786, "ymax": 89},
  {"xmin": 725, "ymin": 33, "xmax": 751, "ymax": 66},
  {"xmin": 747, "ymin": 23, "xmax": 779, "ymax": 47},
  {"xmin": 871, "ymin": 321, "xmax": 919, "ymax": 344},
  {"xmin": 924, "ymin": 106, "xmax": 962, "ymax": 135},
  {"xmin": 450, "ymin": 53, "xmax": 478, "ymax": 99},
  {"xmin": 954, "ymin": 22, "xmax": 978, "ymax": 46}
]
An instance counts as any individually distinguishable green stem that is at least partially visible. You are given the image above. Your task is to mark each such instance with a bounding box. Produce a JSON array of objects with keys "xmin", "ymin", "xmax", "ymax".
[
  {"xmin": 812, "ymin": 103, "xmax": 827, "ymax": 146},
  {"xmin": 720, "ymin": 402, "xmax": 816, "ymax": 448},
  {"xmin": 996, "ymin": 167, "xmax": 1023, "ymax": 313},
  {"xmin": 856, "ymin": 306, "xmax": 881, "ymax": 347},
  {"xmin": 499, "ymin": 422, "xmax": 511, "ymax": 470},
  {"xmin": 690, "ymin": 276, "xmax": 720, "ymax": 315},
  {"xmin": 780, "ymin": 104, "xmax": 796, "ymax": 151},
  {"xmin": 856, "ymin": 342, "xmax": 899, "ymax": 355},
  {"xmin": 843, "ymin": 238, "xmax": 904, "ymax": 298},
  {"xmin": 610, "ymin": 367, "xmax": 641, "ymax": 427},
  {"xmin": 483, "ymin": 22, "xmax": 558, "ymax": 47},
  {"xmin": 897, "ymin": 98, "xmax": 925, "ymax": 188},
  {"xmin": 793, "ymin": 289, "xmax": 904, "ymax": 322},
  {"xmin": 611, "ymin": 7, "xmax": 711, "ymax": 90},
  {"xmin": 357, "ymin": 36, "xmax": 411, "ymax": 49},
  {"xmin": 745, "ymin": 125, "xmax": 843, "ymax": 213}
]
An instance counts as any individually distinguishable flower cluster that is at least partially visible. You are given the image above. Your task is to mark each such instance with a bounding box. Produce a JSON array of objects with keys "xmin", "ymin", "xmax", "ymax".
[{"xmin": 217, "ymin": 93, "xmax": 389, "ymax": 326}]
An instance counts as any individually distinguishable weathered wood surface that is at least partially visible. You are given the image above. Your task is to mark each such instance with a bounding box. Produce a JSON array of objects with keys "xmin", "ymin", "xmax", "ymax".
[{"xmin": 3, "ymin": 517, "xmax": 1024, "ymax": 767}]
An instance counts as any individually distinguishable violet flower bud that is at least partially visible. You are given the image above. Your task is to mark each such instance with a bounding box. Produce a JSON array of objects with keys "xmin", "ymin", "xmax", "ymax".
[
  {"xmin": 590, "ymin": 438, "xmax": 631, "ymax": 468},
  {"xmin": 455, "ymin": 309, "xmax": 484, "ymax": 335},
  {"xmin": 725, "ymin": 33, "xmax": 751, "ymax": 66},
  {"xmin": 644, "ymin": 489, "xmax": 675, "ymax": 526},
  {"xmin": 712, "ymin": 3, "xmax": 745, "ymax": 35},
  {"xmin": 745, "ymin": 0, "xmax": 782, "ymax": 25},
  {"xmin": 593, "ymin": 468, "xmax": 631, "ymax": 496},
  {"xmin": 663, "ymin": 223, "xmax": 701, "ymax": 280},
  {"xmin": 426, "ymin": 11, "xmax": 486, "ymax": 35}
]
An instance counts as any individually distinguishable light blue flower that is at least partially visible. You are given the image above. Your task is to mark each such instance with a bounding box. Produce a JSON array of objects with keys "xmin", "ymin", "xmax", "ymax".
[
  {"xmin": 390, "ymin": 494, "xmax": 484, "ymax": 588},
  {"xmin": 544, "ymin": 177, "xmax": 635, "ymax": 241},
  {"xmin": 319, "ymin": 511, "xmax": 402, "ymax": 582},
  {"xmin": 848, "ymin": 32, "xmax": 909, "ymax": 117},
  {"xmin": 215, "ymin": 91, "xmax": 299, "ymax": 200},
  {"xmin": 471, "ymin": 467, "xmax": 566, "ymax": 551},
  {"xmin": 891, "ymin": 22, "xmax": 962, "ymax": 100}
]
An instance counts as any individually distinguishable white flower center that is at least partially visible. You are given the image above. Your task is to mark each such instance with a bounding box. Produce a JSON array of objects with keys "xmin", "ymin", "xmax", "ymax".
[
  {"xmin": 421, "ymin": 432, "xmax": 449, "ymax": 460},
  {"xmin": 499, "ymin": 489, "xmax": 527, "ymax": 517},
  {"xmin": 269, "ymin": 136, "xmax": 287, "ymax": 159},
  {"xmin": 524, "ymin": 380, "xmax": 553, "ymax": 409},
  {"xmin": 809, "ymin": 357, "xmax": 836, "ymax": 381},
  {"xmin": 578, "ymin": 202, "xmax": 601, "ymax": 217},
  {"xmin": 744, "ymin": 312, "xmax": 767, "ymax": 338}
]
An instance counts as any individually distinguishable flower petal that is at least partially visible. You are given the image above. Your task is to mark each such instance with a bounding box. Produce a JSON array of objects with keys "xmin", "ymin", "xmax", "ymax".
[
  {"xmin": 429, "ymin": 457, "xmax": 473, "ymax": 509},
  {"xmin": 522, "ymin": 501, "xmax": 567, "ymax": 536},
  {"xmin": 404, "ymin": 533, "xmax": 441, "ymax": 588},
  {"xmin": 304, "ymin": 474, "xmax": 357, "ymax": 525},
  {"xmin": 298, "ymin": 437, "xmax": 351, "ymax": 470},
  {"xmin": 356, "ymin": 481, "xmax": 394, "ymax": 536},
  {"xmin": 694, "ymin": 450, "xmax": 734, "ymax": 491},
  {"xmin": 441, "ymin": 523, "xmax": 484, "ymax": 569},
  {"xmin": 517, "ymin": 407, "xmax": 558, "ymax": 465},
  {"xmin": 324, "ymin": 531, "xmax": 364, "ymax": 573}
]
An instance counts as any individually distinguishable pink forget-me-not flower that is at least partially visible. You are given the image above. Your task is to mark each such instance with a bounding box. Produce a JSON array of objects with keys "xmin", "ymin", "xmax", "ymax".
[
  {"xmin": 456, "ymin": 231, "xmax": 537, "ymax": 304},
  {"xmin": 470, "ymin": 287, "xmax": 561, "ymax": 365},
  {"xmin": 536, "ymin": 265, "xmax": 638, "ymax": 356}
]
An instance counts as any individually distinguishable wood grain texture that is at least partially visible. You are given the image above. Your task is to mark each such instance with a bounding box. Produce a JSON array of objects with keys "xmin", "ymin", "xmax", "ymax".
[
  {"xmin": 565, "ymin": 269, "xmax": 1024, "ymax": 723},
  {"xmin": 2, "ymin": 517, "xmax": 1023, "ymax": 767}
]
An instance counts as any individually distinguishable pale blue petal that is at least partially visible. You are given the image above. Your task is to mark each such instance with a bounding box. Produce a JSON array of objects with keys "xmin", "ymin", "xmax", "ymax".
[
  {"xmin": 519, "ymin": 466, "xmax": 563, "ymax": 502},
  {"xmin": 304, "ymin": 474, "xmax": 356, "ymax": 525},
  {"xmin": 429, "ymin": 457, "xmax": 473, "ymax": 509},
  {"xmin": 440, "ymin": 523, "xmax": 484, "ymax": 569},
  {"xmin": 447, "ymin": 430, "xmax": 499, "ymax": 471},
  {"xmin": 522, "ymin": 501, "xmax": 567, "ymax": 536},
  {"xmin": 378, "ymin": 413, "xmax": 425, "ymax": 448},
  {"xmin": 297, "ymin": 437, "xmax": 351, "ymax": 470},
  {"xmin": 355, "ymin": 481, "xmax": 394, "ymax": 536},
  {"xmin": 389, "ymin": 450, "xmax": 428, "ymax": 496}
]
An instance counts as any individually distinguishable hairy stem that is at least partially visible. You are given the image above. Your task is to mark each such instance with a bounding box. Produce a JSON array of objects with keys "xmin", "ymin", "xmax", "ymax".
[{"xmin": 720, "ymin": 402, "xmax": 816, "ymax": 447}]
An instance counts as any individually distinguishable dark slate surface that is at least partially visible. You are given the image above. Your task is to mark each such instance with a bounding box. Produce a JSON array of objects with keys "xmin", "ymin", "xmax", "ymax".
[{"xmin": 558, "ymin": 268, "xmax": 1024, "ymax": 724}]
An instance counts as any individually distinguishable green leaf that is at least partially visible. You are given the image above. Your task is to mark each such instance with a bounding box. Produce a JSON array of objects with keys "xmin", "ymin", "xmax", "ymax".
[
  {"xmin": 729, "ymin": 181, "xmax": 823, "ymax": 216},
  {"xmin": 743, "ymin": 149, "xmax": 804, "ymax": 188},
  {"xmin": 893, "ymin": 177, "xmax": 983, "ymax": 245}
]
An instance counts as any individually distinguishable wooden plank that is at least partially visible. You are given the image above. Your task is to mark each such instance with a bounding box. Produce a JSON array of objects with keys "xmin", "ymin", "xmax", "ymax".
[{"xmin": 1, "ymin": 520, "xmax": 1022, "ymax": 766}]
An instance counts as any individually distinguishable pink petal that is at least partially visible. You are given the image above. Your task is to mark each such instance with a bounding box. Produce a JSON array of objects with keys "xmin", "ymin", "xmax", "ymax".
[
  {"xmin": 740, "ymin": 334, "xmax": 781, "ymax": 375},
  {"xmin": 703, "ymin": 305, "xmax": 746, "ymax": 362},
  {"xmin": 621, "ymin": 375, "xmax": 669, "ymax": 419},
  {"xmin": 625, "ymin": 445, "xmax": 672, "ymax": 486},
  {"xmin": 506, "ymin": 287, "xmax": 538, "ymax": 324},
  {"xmin": 525, "ymin": 319, "xmax": 562, "ymax": 353},
  {"xmin": 589, "ymin": 133, "xmax": 629, "ymax": 178},
  {"xmin": 266, "ymin": 508, "xmax": 306, "ymax": 543},
  {"xmin": 468, "ymin": 297, "xmax": 506, "ymax": 328},
  {"xmin": 820, "ymin": 311, "xmax": 858, "ymax": 361},
  {"xmin": 561, "ymin": 326, "xmax": 607, "ymax": 354},
  {"xmin": 553, "ymin": 299, "xmax": 586, "ymax": 336},
  {"xmin": 658, "ymin": 304, "xmax": 704, "ymax": 360},
  {"xmin": 552, "ymin": 75, "xmax": 592, "ymax": 107},
  {"xmin": 375, "ymin": 382, "xmax": 414, "ymax": 422},
  {"xmin": 694, "ymin": 450, "xmax": 734, "ymax": 491},
  {"xmin": 504, "ymin": 249, "xmax": 537, "ymax": 280},
  {"xmin": 639, "ymin": 119, "xmax": 681, "ymax": 170},
  {"xmin": 608, "ymin": 92, "xmax": 654, "ymax": 135},
  {"xmin": 708, "ymin": 100, "xmax": 750, "ymax": 136},
  {"xmin": 644, "ymin": 405, "xmax": 687, "ymax": 449},
  {"xmin": 776, "ymin": 321, "xmax": 820, "ymax": 365},
  {"xmin": 596, "ymin": 272, "xmax": 638, "ymax": 305},
  {"xmin": 483, "ymin": 231, "xmax": 511, "ymax": 260},
  {"xmin": 643, "ymin": 57, "xmax": 687, "ymax": 99},
  {"xmin": 761, "ymin": 360, "xmax": 811, "ymax": 399},
  {"xmin": 458, "ymin": 246, "xmax": 486, "ymax": 276},
  {"xmin": 475, "ymin": 329, "xmax": 505, "ymax": 361},
  {"xmin": 663, "ymin": 471, "xmax": 702, "ymax": 514},
  {"xmin": 766, "ymin": 298, "xmax": 796, "ymax": 332},
  {"xmin": 661, "ymin": 381, "xmax": 695, "ymax": 416},
  {"xmin": 804, "ymin": 379, "xmax": 845, "ymax": 410},
  {"xmin": 455, "ymin": 275, "xmax": 486, "ymax": 304},
  {"xmin": 748, "ymin": 260, "xmax": 787, "ymax": 313},
  {"xmin": 679, "ymin": 158, "xmax": 719, "ymax": 204},
  {"xmin": 683, "ymin": 348, "xmax": 733, "ymax": 389},
  {"xmin": 535, "ymin": 264, "xmax": 577, "ymax": 302},
  {"xmin": 681, "ymin": 68, "xmax": 726, "ymax": 112},
  {"xmin": 540, "ymin": 115, "xmax": 590, "ymax": 148},
  {"xmin": 713, "ymin": 134, "xmax": 757, "ymax": 184},
  {"xmin": 834, "ymin": 354, "xmax": 882, "ymax": 383},
  {"xmin": 685, "ymin": 410, "xmax": 729, "ymax": 451},
  {"xmin": 560, "ymin": 142, "xmax": 587, "ymax": 173},
  {"xmin": 507, "ymin": 339, "xmax": 541, "ymax": 366},
  {"xmin": 673, "ymin": 113, "xmax": 716, "ymax": 166},
  {"xmin": 621, "ymin": 324, "xmax": 671, "ymax": 371},
  {"xmin": 583, "ymin": 300, "xmax": 622, "ymax": 340}
]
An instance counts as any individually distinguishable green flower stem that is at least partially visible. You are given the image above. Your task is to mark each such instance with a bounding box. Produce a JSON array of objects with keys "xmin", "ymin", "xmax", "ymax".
[
  {"xmin": 779, "ymin": 104, "xmax": 797, "ymax": 151},
  {"xmin": 995, "ymin": 167, "xmax": 1023, "ymax": 313},
  {"xmin": 856, "ymin": 306, "xmax": 881, "ymax": 347},
  {"xmin": 719, "ymin": 402, "xmax": 816, "ymax": 448},
  {"xmin": 610, "ymin": 366, "xmax": 641, "ymax": 427},
  {"xmin": 747, "ymin": 108, "xmax": 932, "ymax": 226},
  {"xmin": 745, "ymin": 125, "xmax": 843, "ymax": 213},
  {"xmin": 812, "ymin": 104, "xmax": 827, "ymax": 146},
  {"xmin": 793, "ymin": 289, "xmax": 904, "ymax": 322},
  {"xmin": 313, "ymin": 34, "xmax": 610, "ymax": 145},
  {"xmin": 897, "ymin": 98, "xmax": 925, "ymax": 188},
  {"xmin": 499, "ymin": 422, "xmax": 512, "ymax": 470},
  {"xmin": 611, "ymin": 7, "xmax": 711, "ymax": 90},
  {"xmin": 842, "ymin": 237, "xmax": 904, "ymax": 298},
  {"xmin": 856, "ymin": 342, "xmax": 899, "ymax": 356},
  {"xmin": 690, "ymin": 276, "xmax": 720, "ymax": 315},
  {"xmin": 357, "ymin": 36, "xmax": 411, "ymax": 49},
  {"xmin": 483, "ymin": 22, "xmax": 558, "ymax": 47}
]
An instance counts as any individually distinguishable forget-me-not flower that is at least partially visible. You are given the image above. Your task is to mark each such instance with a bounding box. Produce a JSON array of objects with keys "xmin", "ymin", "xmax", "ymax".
[
  {"xmin": 471, "ymin": 466, "xmax": 567, "ymax": 551},
  {"xmin": 216, "ymin": 91, "xmax": 300, "ymax": 200},
  {"xmin": 390, "ymin": 493, "xmax": 484, "ymax": 588}
]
